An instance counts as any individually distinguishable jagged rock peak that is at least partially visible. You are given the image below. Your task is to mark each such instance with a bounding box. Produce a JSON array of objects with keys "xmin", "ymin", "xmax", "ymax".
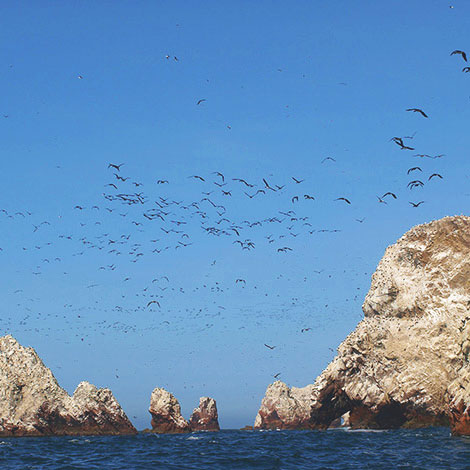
[
  {"xmin": 0, "ymin": 335, "xmax": 136, "ymax": 436},
  {"xmin": 189, "ymin": 396, "xmax": 220, "ymax": 431},
  {"xmin": 149, "ymin": 387, "xmax": 190, "ymax": 433}
]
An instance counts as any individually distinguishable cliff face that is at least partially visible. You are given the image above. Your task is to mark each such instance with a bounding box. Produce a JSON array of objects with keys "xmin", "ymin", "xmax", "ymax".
[
  {"xmin": 0, "ymin": 335, "xmax": 136, "ymax": 436},
  {"xmin": 255, "ymin": 216, "xmax": 470, "ymax": 435}
]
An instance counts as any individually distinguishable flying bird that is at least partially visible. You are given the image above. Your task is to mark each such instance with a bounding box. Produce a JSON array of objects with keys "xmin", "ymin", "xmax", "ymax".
[
  {"xmin": 409, "ymin": 201, "xmax": 425, "ymax": 207},
  {"xmin": 406, "ymin": 108, "xmax": 428, "ymax": 118},
  {"xmin": 382, "ymin": 192, "xmax": 397, "ymax": 199},
  {"xmin": 232, "ymin": 178, "xmax": 253, "ymax": 187},
  {"xmin": 108, "ymin": 163, "xmax": 124, "ymax": 171},
  {"xmin": 262, "ymin": 178, "xmax": 276, "ymax": 191},
  {"xmin": 451, "ymin": 50, "xmax": 467, "ymax": 62},
  {"xmin": 407, "ymin": 167, "xmax": 422, "ymax": 174},
  {"xmin": 196, "ymin": 99, "xmax": 206, "ymax": 105},
  {"xmin": 292, "ymin": 177, "xmax": 304, "ymax": 184},
  {"xmin": 264, "ymin": 343, "xmax": 276, "ymax": 350},
  {"xmin": 335, "ymin": 197, "xmax": 351, "ymax": 204},
  {"xmin": 428, "ymin": 173, "xmax": 443, "ymax": 180},
  {"xmin": 188, "ymin": 175, "xmax": 205, "ymax": 182},
  {"xmin": 213, "ymin": 172, "xmax": 225, "ymax": 182},
  {"xmin": 147, "ymin": 300, "xmax": 161, "ymax": 308},
  {"xmin": 407, "ymin": 180, "xmax": 424, "ymax": 189},
  {"xmin": 391, "ymin": 137, "xmax": 414, "ymax": 151}
]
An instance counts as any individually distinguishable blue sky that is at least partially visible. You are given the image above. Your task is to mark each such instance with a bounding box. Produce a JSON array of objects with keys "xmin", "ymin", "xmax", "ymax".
[{"xmin": 0, "ymin": 0, "xmax": 469, "ymax": 429}]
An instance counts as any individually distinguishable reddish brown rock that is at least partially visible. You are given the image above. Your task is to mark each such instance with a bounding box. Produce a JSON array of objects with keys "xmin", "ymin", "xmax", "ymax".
[
  {"xmin": 149, "ymin": 388, "xmax": 190, "ymax": 433},
  {"xmin": 189, "ymin": 397, "xmax": 220, "ymax": 432},
  {"xmin": 0, "ymin": 335, "xmax": 137, "ymax": 436},
  {"xmin": 449, "ymin": 400, "xmax": 470, "ymax": 436}
]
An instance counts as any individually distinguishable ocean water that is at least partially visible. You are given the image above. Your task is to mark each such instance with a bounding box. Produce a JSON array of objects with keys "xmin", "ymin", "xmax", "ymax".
[{"xmin": 1, "ymin": 428, "xmax": 469, "ymax": 470}]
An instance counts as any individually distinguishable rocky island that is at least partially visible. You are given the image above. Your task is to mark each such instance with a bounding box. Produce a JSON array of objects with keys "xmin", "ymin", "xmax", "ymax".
[
  {"xmin": 148, "ymin": 387, "xmax": 220, "ymax": 433},
  {"xmin": 255, "ymin": 216, "xmax": 470, "ymax": 436},
  {"xmin": 0, "ymin": 335, "xmax": 136, "ymax": 436}
]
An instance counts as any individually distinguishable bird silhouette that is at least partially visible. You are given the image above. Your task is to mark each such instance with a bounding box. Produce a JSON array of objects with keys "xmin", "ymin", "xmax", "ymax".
[
  {"xmin": 108, "ymin": 163, "xmax": 124, "ymax": 171},
  {"xmin": 407, "ymin": 167, "xmax": 422, "ymax": 174},
  {"xmin": 451, "ymin": 50, "xmax": 467, "ymax": 62},
  {"xmin": 335, "ymin": 197, "xmax": 351, "ymax": 204},
  {"xmin": 406, "ymin": 108, "xmax": 428, "ymax": 118}
]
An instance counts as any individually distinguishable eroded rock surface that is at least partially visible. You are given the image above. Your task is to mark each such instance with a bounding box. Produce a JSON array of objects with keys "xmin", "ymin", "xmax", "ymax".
[
  {"xmin": 254, "ymin": 381, "xmax": 314, "ymax": 430},
  {"xmin": 149, "ymin": 388, "xmax": 190, "ymax": 433},
  {"xmin": 0, "ymin": 335, "xmax": 136, "ymax": 436},
  {"xmin": 255, "ymin": 216, "xmax": 470, "ymax": 434},
  {"xmin": 189, "ymin": 397, "xmax": 220, "ymax": 431}
]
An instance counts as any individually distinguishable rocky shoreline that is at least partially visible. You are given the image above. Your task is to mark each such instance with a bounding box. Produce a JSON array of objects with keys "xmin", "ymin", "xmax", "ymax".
[{"xmin": 3, "ymin": 216, "xmax": 470, "ymax": 436}]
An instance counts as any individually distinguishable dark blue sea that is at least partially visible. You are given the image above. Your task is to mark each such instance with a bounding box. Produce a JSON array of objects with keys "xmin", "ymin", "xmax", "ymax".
[{"xmin": 1, "ymin": 428, "xmax": 469, "ymax": 469}]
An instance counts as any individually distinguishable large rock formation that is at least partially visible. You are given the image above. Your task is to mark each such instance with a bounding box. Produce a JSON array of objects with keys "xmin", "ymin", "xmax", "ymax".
[
  {"xmin": 255, "ymin": 216, "xmax": 470, "ymax": 435},
  {"xmin": 189, "ymin": 397, "xmax": 220, "ymax": 431},
  {"xmin": 149, "ymin": 388, "xmax": 190, "ymax": 433},
  {"xmin": 0, "ymin": 335, "xmax": 136, "ymax": 436}
]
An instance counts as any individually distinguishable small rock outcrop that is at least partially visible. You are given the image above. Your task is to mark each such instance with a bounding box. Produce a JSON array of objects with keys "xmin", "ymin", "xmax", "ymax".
[
  {"xmin": 189, "ymin": 397, "xmax": 220, "ymax": 431},
  {"xmin": 255, "ymin": 216, "xmax": 470, "ymax": 435},
  {"xmin": 254, "ymin": 381, "xmax": 313, "ymax": 430},
  {"xmin": 149, "ymin": 388, "xmax": 190, "ymax": 433},
  {"xmin": 148, "ymin": 389, "xmax": 220, "ymax": 433},
  {"xmin": 0, "ymin": 335, "xmax": 136, "ymax": 436}
]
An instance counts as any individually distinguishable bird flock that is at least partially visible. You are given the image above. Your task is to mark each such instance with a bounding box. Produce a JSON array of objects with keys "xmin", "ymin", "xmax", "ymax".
[{"xmin": 0, "ymin": 47, "xmax": 465, "ymax": 384}]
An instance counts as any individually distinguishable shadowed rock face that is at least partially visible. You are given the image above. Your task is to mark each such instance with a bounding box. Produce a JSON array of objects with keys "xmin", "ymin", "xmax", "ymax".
[
  {"xmin": 189, "ymin": 397, "xmax": 220, "ymax": 432},
  {"xmin": 255, "ymin": 216, "xmax": 470, "ymax": 434},
  {"xmin": 0, "ymin": 335, "xmax": 137, "ymax": 436}
]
